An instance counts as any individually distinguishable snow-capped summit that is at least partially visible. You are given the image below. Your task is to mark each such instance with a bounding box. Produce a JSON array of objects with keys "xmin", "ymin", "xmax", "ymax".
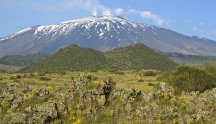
[
  {"xmin": 0, "ymin": 16, "xmax": 216, "ymax": 57},
  {"xmin": 32, "ymin": 15, "xmax": 151, "ymax": 40}
]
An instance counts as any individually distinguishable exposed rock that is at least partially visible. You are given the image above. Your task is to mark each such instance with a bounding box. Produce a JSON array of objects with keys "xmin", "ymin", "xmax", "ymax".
[
  {"xmin": 95, "ymin": 79, "xmax": 116, "ymax": 106},
  {"xmin": 36, "ymin": 102, "xmax": 60, "ymax": 124},
  {"xmin": 35, "ymin": 89, "xmax": 49, "ymax": 97},
  {"xmin": 57, "ymin": 102, "xmax": 68, "ymax": 116},
  {"xmin": 97, "ymin": 95, "xmax": 106, "ymax": 106},
  {"xmin": 11, "ymin": 95, "xmax": 24, "ymax": 111}
]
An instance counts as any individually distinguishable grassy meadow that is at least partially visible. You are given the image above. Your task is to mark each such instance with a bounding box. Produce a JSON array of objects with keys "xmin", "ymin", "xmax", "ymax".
[{"xmin": 0, "ymin": 70, "xmax": 159, "ymax": 93}]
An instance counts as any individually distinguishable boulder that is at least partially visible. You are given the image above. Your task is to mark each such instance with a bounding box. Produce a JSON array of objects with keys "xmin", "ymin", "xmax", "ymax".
[
  {"xmin": 97, "ymin": 95, "xmax": 106, "ymax": 106},
  {"xmin": 36, "ymin": 102, "xmax": 60, "ymax": 124}
]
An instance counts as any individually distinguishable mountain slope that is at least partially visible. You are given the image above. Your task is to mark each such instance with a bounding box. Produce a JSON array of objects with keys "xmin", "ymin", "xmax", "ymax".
[
  {"xmin": 0, "ymin": 53, "xmax": 48, "ymax": 67},
  {"xmin": 1, "ymin": 16, "xmax": 216, "ymax": 58},
  {"xmin": 105, "ymin": 43, "xmax": 177, "ymax": 71},
  {"xmin": 20, "ymin": 44, "xmax": 177, "ymax": 72}
]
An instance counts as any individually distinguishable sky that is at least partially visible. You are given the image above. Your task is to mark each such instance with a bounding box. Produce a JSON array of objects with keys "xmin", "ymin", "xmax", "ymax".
[{"xmin": 0, "ymin": 0, "xmax": 216, "ymax": 41}]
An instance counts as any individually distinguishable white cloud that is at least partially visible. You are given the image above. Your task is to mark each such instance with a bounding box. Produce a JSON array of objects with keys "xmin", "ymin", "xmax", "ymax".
[
  {"xmin": 127, "ymin": 9, "xmax": 137, "ymax": 14},
  {"xmin": 0, "ymin": 0, "xmax": 108, "ymax": 16},
  {"xmin": 80, "ymin": 0, "xmax": 106, "ymax": 16},
  {"xmin": 126, "ymin": 9, "xmax": 166, "ymax": 26},
  {"xmin": 92, "ymin": 10, "xmax": 98, "ymax": 16},
  {"xmin": 1, "ymin": 0, "xmax": 167, "ymax": 26},
  {"xmin": 139, "ymin": 11, "xmax": 165, "ymax": 25},
  {"xmin": 114, "ymin": 8, "xmax": 124, "ymax": 15},
  {"xmin": 103, "ymin": 10, "xmax": 112, "ymax": 16}
]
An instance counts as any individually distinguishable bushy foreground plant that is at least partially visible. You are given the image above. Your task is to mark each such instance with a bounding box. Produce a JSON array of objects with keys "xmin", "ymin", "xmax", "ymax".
[
  {"xmin": 158, "ymin": 65, "xmax": 216, "ymax": 93},
  {"xmin": 143, "ymin": 70, "xmax": 157, "ymax": 76}
]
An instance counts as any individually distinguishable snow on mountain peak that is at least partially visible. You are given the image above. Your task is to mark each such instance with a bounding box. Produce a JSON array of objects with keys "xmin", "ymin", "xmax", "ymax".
[
  {"xmin": 1, "ymin": 16, "xmax": 153, "ymax": 41},
  {"xmin": 0, "ymin": 28, "xmax": 32, "ymax": 41},
  {"xmin": 32, "ymin": 15, "xmax": 147, "ymax": 39}
]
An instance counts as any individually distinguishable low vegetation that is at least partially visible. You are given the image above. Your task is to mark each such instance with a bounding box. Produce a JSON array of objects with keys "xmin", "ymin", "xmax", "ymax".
[
  {"xmin": 0, "ymin": 70, "xmax": 215, "ymax": 124},
  {"xmin": 142, "ymin": 70, "xmax": 158, "ymax": 76}
]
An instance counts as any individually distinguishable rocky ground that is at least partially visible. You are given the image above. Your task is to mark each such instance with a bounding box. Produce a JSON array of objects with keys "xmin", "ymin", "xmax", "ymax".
[{"xmin": 0, "ymin": 74, "xmax": 216, "ymax": 124}]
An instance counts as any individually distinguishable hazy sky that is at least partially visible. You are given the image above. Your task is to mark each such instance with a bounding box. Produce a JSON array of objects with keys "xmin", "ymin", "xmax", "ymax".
[{"xmin": 1, "ymin": 0, "xmax": 216, "ymax": 41}]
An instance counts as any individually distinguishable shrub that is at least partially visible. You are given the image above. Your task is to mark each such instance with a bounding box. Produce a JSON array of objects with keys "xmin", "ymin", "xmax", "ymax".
[
  {"xmin": 10, "ymin": 75, "xmax": 22, "ymax": 80},
  {"xmin": 16, "ymin": 75, "xmax": 22, "ymax": 79},
  {"xmin": 10, "ymin": 76, "xmax": 15, "ymax": 80},
  {"xmin": 22, "ymin": 74, "xmax": 28, "ymax": 78},
  {"xmin": 205, "ymin": 63, "xmax": 216, "ymax": 77},
  {"xmin": 89, "ymin": 69, "xmax": 98, "ymax": 72},
  {"xmin": 138, "ymin": 79, "xmax": 144, "ymax": 82},
  {"xmin": 108, "ymin": 70, "xmax": 125, "ymax": 75},
  {"xmin": 29, "ymin": 73, "xmax": 35, "ymax": 77},
  {"xmin": 57, "ymin": 70, "xmax": 67, "ymax": 75},
  {"xmin": 0, "ymin": 69, "xmax": 6, "ymax": 73},
  {"xmin": 143, "ymin": 71, "xmax": 156, "ymax": 76},
  {"xmin": 14, "ymin": 79, "xmax": 20, "ymax": 83},
  {"xmin": 37, "ymin": 72, "xmax": 46, "ymax": 76},
  {"xmin": 148, "ymin": 83, "xmax": 155, "ymax": 86},
  {"xmin": 114, "ymin": 71, "xmax": 125, "ymax": 75},
  {"xmin": 38, "ymin": 76, "xmax": 51, "ymax": 81},
  {"xmin": 158, "ymin": 66, "xmax": 216, "ymax": 93}
]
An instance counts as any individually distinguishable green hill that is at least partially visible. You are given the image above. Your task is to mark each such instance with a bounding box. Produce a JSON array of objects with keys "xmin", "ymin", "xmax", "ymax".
[
  {"xmin": 0, "ymin": 53, "xmax": 48, "ymax": 67},
  {"xmin": 21, "ymin": 44, "xmax": 178, "ymax": 72},
  {"xmin": 105, "ymin": 43, "xmax": 178, "ymax": 71},
  {"xmin": 21, "ymin": 45, "xmax": 107, "ymax": 72}
]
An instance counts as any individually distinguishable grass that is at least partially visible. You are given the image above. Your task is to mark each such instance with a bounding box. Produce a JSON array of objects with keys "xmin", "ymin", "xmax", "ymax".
[{"xmin": 0, "ymin": 70, "xmax": 159, "ymax": 93}]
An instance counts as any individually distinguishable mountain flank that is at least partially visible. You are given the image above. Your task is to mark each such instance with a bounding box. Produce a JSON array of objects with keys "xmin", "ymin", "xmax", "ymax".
[{"xmin": 160, "ymin": 52, "xmax": 216, "ymax": 65}]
